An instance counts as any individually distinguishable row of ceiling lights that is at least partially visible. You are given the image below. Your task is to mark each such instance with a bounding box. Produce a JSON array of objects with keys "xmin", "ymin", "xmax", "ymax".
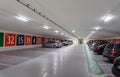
[
  {"xmin": 86, "ymin": 14, "xmax": 114, "ymax": 39},
  {"xmin": 41, "ymin": 24, "xmax": 71, "ymax": 37},
  {"xmin": 16, "ymin": 0, "xmax": 74, "ymax": 38},
  {"xmin": 15, "ymin": 15, "xmax": 70, "ymax": 37}
]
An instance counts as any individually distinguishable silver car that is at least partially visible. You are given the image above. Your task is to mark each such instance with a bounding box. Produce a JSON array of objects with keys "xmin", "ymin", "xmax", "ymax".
[{"xmin": 45, "ymin": 41, "xmax": 62, "ymax": 48}]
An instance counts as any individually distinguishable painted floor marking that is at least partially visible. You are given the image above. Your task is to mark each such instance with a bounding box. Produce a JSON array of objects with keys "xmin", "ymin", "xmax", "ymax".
[
  {"xmin": 84, "ymin": 45, "xmax": 106, "ymax": 77},
  {"xmin": 0, "ymin": 54, "xmax": 31, "ymax": 60},
  {"xmin": 0, "ymin": 62, "xmax": 13, "ymax": 67},
  {"xmin": 39, "ymin": 70, "xmax": 48, "ymax": 77}
]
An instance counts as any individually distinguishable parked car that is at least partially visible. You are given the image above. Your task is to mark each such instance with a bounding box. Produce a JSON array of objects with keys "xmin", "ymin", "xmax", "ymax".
[
  {"xmin": 44, "ymin": 40, "xmax": 62, "ymax": 48},
  {"xmin": 112, "ymin": 56, "xmax": 120, "ymax": 77},
  {"xmin": 62, "ymin": 40, "xmax": 69, "ymax": 46},
  {"xmin": 103, "ymin": 43, "xmax": 120, "ymax": 61},
  {"xmin": 90, "ymin": 42, "xmax": 96, "ymax": 50},
  {"xmin": 55, "ymin": 40, "xmax": 63, "ymax": 47},
  {"xmin": 67, "ymin": 40, "xmax": 73, "ymax": 45},
  {"xmin": 93, "ymin": 42, "xmax": 108, "ymax": 55}
]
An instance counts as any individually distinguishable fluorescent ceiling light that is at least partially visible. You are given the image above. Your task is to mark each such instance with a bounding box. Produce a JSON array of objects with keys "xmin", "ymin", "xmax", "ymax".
[
  {"xmin": 86, "ymin": 34, "xmax": 93, "ymax": 39},
  {"xmin": 16, "ymin": 16, "xmax": 29, "ymax": 22},
  {"xmin": 54, "ymin": 30, "xmax": 59, "ymax": 33},
  {"xmin": 87, "ymin": 31, "xmax": 95, "ymax": 39},
  {"xmin": 61, "ymin": 33, "xmax": 64, "ymax": 35},
  {"xmin": 43, "ymin": 25, "xmax": 50, "ymax": 29},
  {"xmin": 104, "ymin": 15, "xmax": 113, "ymax": 22},
  {"xmin": 72, "ymin": 29, "xmax": 76, "ymax": 33},
  {"xmin": 93, "ymin": 26, "xmax": 102, "ymax": 30},
  {"xmin": 91, "ymin": 31, "xmax": 96, "ymax": 34},
  {"xmin": 102, "ymin": 15, "xmax": 114, "ymax": 22},
  {"xmin": 65, "ymin": 34, "xmax": 67, "ymax": 37}
]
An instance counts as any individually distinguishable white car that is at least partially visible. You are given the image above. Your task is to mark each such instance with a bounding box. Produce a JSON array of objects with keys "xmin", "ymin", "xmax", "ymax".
[{"xmin": 45, "ymin": 41, "xmax": 62, "ymax": 48}]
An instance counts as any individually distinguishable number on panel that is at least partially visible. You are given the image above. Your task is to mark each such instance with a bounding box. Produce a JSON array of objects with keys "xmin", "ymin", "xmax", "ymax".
[{"xmin": 5, "ymin": 33, "xmax": 16, "ymax": 46}]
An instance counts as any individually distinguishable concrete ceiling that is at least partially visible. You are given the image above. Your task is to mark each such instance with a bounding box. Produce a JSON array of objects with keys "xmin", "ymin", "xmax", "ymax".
[{"xmin": 0, "ymin": 0, "xmax": 120, "ymax": 39}]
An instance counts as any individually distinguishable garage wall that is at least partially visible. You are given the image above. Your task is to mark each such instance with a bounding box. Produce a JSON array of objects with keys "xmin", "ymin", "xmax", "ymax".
[{"xmin": 0, "ymin": 29, "xmax": 42, "ymax": 52}]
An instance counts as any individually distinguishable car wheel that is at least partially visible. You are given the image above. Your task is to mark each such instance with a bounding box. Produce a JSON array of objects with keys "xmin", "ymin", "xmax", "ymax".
[{"xmin": 112, "ymin": 66, "xmax": 120, "ymax": 77}]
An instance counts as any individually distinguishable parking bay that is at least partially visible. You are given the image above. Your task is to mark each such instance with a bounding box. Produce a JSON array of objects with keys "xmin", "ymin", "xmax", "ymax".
[{"xmin": 93, "ymin": 51, "xmax": 115, "ymax": 77}]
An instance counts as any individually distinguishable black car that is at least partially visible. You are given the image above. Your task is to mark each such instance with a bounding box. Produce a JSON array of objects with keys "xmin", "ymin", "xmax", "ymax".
[
  {"xmin": 93, "ymin": 42, "xmax": 108, "ymax": 55},
  {"xmin": 103, "ymin": 43, "xmax": 120, "ymax": 61},
  {"xmin": 112, "ymin": 56, "xmax": 120, "ymax": 77}
]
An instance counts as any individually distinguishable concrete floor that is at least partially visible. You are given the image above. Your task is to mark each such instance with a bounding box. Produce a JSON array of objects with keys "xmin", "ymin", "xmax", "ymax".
[
  {"xmin": 0, "ymin": 45, "xmax": 89, "ymax": 77},
  {"xmin": 0, "ymin": 45, "xmax": 115, "ymax": 77},
  {"xmin": 93, "ymin": 53, "xmax": 115, "ymax": 77}
]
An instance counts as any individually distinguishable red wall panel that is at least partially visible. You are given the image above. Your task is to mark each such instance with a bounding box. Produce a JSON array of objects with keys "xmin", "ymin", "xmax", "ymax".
[
  {"xmin": 25, "ymin": 35, "xmax": 32, "ymax": 45},
  {"xmin": 5, "ymin": 33, "xmax": 16, "ymax": 46},
  {"xmin": 37, "ymin": 36, "xmax": 41, "ymax": 44},
  {"xmin": 45, "ymin": 37, "xmax": 48, "ymax": 43}
]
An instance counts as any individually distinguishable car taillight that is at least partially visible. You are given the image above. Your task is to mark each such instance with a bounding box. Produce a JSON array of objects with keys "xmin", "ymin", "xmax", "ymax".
[
  {"xmin": 97, "ymin": 47, "xmax": 100, "ymax": 50},
  {"xmin": 111, "ymin": 50, "xmax": 118, "ymax": 54}
]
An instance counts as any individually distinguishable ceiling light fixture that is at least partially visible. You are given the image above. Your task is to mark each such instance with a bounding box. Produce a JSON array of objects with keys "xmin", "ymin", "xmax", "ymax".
[
  {"xmin": 61, "ymin": 33, "xmax": 64, "ymax": 35},
  {"xmin": 54, "ymin": 30, "xmax": 59, "ymax": 33},
  {"xmin": 102, "ymin": 15, "xmax": 114, "ymax": 22},
  {"xmin": 43, "ymin": 25, "xmax": 50, "ymax": 29},
  {"xmin": 16, "ymin": 16, "xmax": 29, "ymax": 22},
  {"xmin": 86, "ymin": 31, "xmax": 96, "ymax": 39},
  {"xmin": 91, "ymin": 31, "xmax": 96, "ymax": 34},
  {"xmin": 93, "ymin": 26, "xmax": 102, "ymax": 30},
  {"xmin": 86, "ymin": 34, "xmax": 93, "ymax": 39},
  {"xmin": 17, "ymin": 0, "xmax": 77, "ymax": 38}
]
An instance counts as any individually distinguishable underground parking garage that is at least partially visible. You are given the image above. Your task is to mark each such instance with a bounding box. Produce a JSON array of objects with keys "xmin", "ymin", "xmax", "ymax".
[{"xmin": 0, "ymin": 0, "xmax": 120, "ymax": 77}]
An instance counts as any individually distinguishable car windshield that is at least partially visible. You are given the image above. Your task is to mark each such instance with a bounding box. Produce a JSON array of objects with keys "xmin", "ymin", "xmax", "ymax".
[
  {"xmin": 97, "ymin": 42, "xmax": 107, "ymax": 45},
  {"xmin": 48, "ymin": 41, "xmax": 55, "ymax": 43},
  {"xmin": 114, "ymin": 44, "xmax": 120, "ymax": 49},
  {"xmin": 106, "ymin": 44, "xmax": 114, "ymax": 50}
]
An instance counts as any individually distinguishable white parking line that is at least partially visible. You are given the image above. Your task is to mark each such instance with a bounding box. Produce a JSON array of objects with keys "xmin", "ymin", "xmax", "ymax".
[
  {"xmin": 105, "ymin": 74, "xmax": 115, "ymax": 77},
  {"xmin": 99, "ymin": 63, "xmax": 112, "ymax": 65},
  {"xmin": 39, "ymin": 70, "xmax": 48, "ymax": 77},
  {"xmin": 0, "ymin": 63, "xmax": 13, "ymax": 67},
  {"xmin": 0, "ymin": 54, "xmax": 31, "ymax": 60}
]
